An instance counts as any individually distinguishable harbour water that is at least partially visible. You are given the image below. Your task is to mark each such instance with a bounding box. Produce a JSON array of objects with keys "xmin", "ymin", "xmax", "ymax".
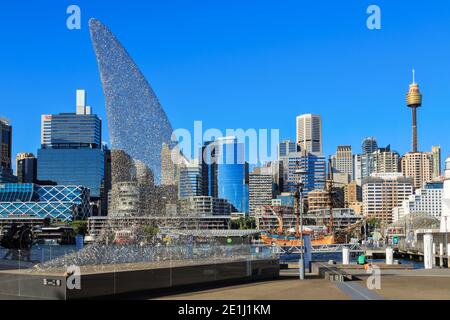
[
  {"xmin": 0, "ymin": 245, "xmax": 425, "ymax": 269},
  {"xmin": 281, "ymin": 252, "xmax": 425, "ymax": 269}
]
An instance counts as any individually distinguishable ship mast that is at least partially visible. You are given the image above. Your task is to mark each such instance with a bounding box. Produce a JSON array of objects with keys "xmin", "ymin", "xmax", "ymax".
[
  {"xmin": 327, "ymin": 157, "xmax": 334, "ymax": 234},
  {"xmin": 295, "ymin": 160, "xmax": 301, "ymax": 239}
]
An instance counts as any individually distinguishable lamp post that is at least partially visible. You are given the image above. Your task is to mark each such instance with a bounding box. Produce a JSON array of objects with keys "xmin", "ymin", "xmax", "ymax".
[
  {"xmin": 295, "ymin": 169, "xmax": 307, "ymax": 280},
  {"xmin": 445, "ymin": 216, "xmax": 448, "ymax": 267}
]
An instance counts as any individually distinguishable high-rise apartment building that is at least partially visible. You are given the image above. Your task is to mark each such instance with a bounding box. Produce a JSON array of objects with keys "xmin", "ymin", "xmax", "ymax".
[
  {"xmin": 401, "ymin": 151, "xmax": 433, "ymax": 189},
  {"xmin": 331, "ymin": 146, "xmax": 353, "ymax": 183},
  {"xmin": 374, "ymin": 148, "xmax": 400, "ymax": 174},
  {"xmin": 296, "ymin": 114, "xmax": 322, "ymax": 156},
  {"xmin": 161, "ymin": 143, "xmax": 188, "ymax": 186},
  {"xmin": 362, "ymin": 173, "xmax": 414, "ymax": 224},
  {"xmin": 344, "ymin": 181, "xmax": 362, "ymax": 205},
  {"xmin": 179, "ymin": 196, "xmax": 232, "ymax": 216},
  {"xmin": 353, "ymin": 154, "xmax": 362, "ymax": 186},
  {"xmin": 307, "ymin": 189, "xmax": 330, "ymax": 211},
  {"xmin": 248, "ymin": 173, "xmax": 273, "ymax": 215},
  {"xmin": 354, "ymin": 144, "xmax": 400, "ymax": 186},
  {"xmin": 37, "ymin": 90, "xmax": 104, "ymax": 198}
]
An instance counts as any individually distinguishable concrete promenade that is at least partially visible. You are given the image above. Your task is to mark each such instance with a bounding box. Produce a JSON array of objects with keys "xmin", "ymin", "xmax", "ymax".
[{"xmin": 150, "ymin": 268, "xmax": 450, "ymax": 300}]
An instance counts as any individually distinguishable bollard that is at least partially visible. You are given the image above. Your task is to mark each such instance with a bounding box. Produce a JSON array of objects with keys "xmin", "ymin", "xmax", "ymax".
[
  {"xmin": 342, "ymin": 247, "xmax": 350, "ymax": 265},
  {"xmin": 447, "ymin": 244, "xmax": 450, "ymax": 268},
  {"xmin": 440, "ymin": 243, "xmax": 444, "ymax": 268},
  {"xmin": 299, "ymin": 258, "xmax": 305, "ymax": 280},
  {"xmin": 433, "ymin": 243, "xmax": 437, "ymax": 267},
  {"xmin": 386, "ymin": 247, "xmax": 394, "ymax": 265},
  {"xmin": 424, "ymin": 234, "xmax": 434, "ymax": 269}
]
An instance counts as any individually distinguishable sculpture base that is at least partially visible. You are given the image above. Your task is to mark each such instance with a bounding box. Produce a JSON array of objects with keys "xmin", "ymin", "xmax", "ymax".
[{"xmin": 0, "ymin": 258, "xmax": 279, "ymax": 300}]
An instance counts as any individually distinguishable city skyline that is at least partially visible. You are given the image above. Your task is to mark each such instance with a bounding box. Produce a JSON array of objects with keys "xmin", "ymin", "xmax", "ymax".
[{"xmin": 1, "ymin": 1, "xmax": 450, "ymax": 169}]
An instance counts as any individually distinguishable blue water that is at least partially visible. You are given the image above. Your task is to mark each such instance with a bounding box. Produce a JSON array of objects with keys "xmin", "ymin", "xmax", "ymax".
[
  {"xmin": 281, "ymin": 252, "xmax": 424, "ymax": 269},
  {"xmin": 0, "ymin": 245, "xmax": 77, "ymax": 264}
]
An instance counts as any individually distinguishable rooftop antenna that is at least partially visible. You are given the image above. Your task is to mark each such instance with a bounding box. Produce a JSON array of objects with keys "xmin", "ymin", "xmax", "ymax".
[{"xmin": 412, "ymin": 69, "xmax": 416, "ymax": 84}]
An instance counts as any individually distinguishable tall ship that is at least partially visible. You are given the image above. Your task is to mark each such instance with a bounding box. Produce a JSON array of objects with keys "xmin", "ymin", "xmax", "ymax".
[{"xmin": 260, "ymin": 158, "xmax": 342, "ymax": 247}]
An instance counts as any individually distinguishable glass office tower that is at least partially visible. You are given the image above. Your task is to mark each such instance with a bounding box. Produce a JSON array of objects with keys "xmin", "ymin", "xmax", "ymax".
[
  {"xmin": 201, "ymin": 137, "xmax": 249, "ymax": 213},
  {"xmin": 179, "ymin": 161, "xmax": 202, "ymax": 199},
  {"xmin": 282, "ymin": 151, "xmax": 326, "ymax": 195},
  {"xmin": 16, "ymin": 153, "xmax": 37, "ymax": 183},
  {"xmin": 0, "ymin": 118, "xmax": 16, "ymax": 183},
  {"xmin": 37, "ymin": 90, "xmax": 104, "ymax": 198}
]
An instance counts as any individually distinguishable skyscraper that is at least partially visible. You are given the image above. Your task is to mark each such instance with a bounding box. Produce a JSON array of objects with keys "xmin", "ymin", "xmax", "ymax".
[
  {"xmin": 362, "ymin": 173, "xmax": 414, "ymax": 224},
  {"xmin": 248, "ymin": 173, "xmax": 273, "ymax": 215},
  {"xmin": 353, "ymin": 154, "xmax": 362, "ymax": 186},
  {"xmin": 179, "ymin": 160, "xmax": 202, "ymax": 199},
  {"xmin": 0, "ymin": 118, "xmax": 16, "ymax": 183},
  {"xmin": 331, "ymin": 146, "xmax": 353, "ymax": 183},
  {"xmin": 201, "ymin": 137, "xmax": 249, "ymax": 213},
  {"xmin": 16, "ymin": 153, "xmax": 37, "ymax": 184},
  {"xmin": 37, "ymin": 90, "xmax": 104, "ymax": 198},
  {"xmin": 344, "ymin": 181, "xmax": 362, "ymax": 205},
  {"xmin": 278, "ymin": 140, "xmax": 297, "ymax": 158},
  {"xmin": 432, "ymin": 146, "xmax": 442, "ymax": 178},
  {"xmin": 401, "ymin": 151, "xmax": 433, "ymax": 189},
  {"xmin": 161, "ymin": 143, "xmax": 187, "ymax": 186},
  {"xmin": 355, "ymin": 142, "xmax": 399, "ymax": 185},
  {"xmin": 282, "ymin": 150, "xmax": 326, "ymax": 199},
  {"xmin": 361, "ymin": 137, "xmax": 378, "ymax": 154},
  {"xmin": 373, "ymin": 148, "xmax": 400, "ymax": 174},
  {"xmin": 296, "ymin": 114, "xmax": 322, "ymax": 156}
]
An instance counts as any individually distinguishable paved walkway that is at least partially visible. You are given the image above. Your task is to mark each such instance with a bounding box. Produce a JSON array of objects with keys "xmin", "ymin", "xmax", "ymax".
[
  {"xmin": 151, "ymin": 268, "xmax": 450, "ymax": 300},
  {"xmin": 336, "ymin": 282, "xmax": 384, "ymax": 300},
  {"xmin": 152, "ymin": 274, "xmax": 349, "ymax": 300}
]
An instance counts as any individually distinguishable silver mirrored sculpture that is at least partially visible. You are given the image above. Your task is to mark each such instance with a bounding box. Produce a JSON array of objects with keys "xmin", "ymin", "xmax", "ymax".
[{"xmin": 90, "ymin": 18, "xmax": 174, "ymax": 185}]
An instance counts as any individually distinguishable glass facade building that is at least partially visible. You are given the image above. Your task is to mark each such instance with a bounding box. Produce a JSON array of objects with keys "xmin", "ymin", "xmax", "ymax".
[
  {"xmin": 179, "ymin": 163, "xmax": 202, "ymax": 199},
  {"xmin": 278, "ymin": 140, "xmax": 297, "ymax": 158},
  {"xmin": 38, "ymin": 148, "xmax": 104, "ymax": 198},
  {"xmin": 41, "ymin": 113, "xmax": 101, "ymax": 149},
  {"xmin": 0, "ymin": 184, "xmax": 91, "ymax": 221},
  {"xmin": 282, "ymin": 151, "xmax": 326, "ymax": 196},
  {"xmin": 201, "ymin": 137, "xmax": 249, "ymax": 213},
  {"xmin": 0, "ymin": 119, "xmax": 16, "ymax": 183},
  {"xmin": 38, "ymin": 91, "xmax": 104, "ymax": 198},
  {"xmin": 362, "ymin": 137, "xmax": 378, "ymax": 154},
  {"xmin": 17, "ymin": 153, "xmax": 37, "ymax": 184}
]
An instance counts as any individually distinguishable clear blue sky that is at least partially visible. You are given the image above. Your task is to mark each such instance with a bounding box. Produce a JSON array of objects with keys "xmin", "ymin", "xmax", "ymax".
[{"xmin": 1, "ymin": 0, "xmax": 449, "ymax": 169}]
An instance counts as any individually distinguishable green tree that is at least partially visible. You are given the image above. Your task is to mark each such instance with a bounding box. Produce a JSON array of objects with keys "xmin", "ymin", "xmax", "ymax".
[
  {"xmin": 231, "ymin": 217, "xmax": 256, "ymax": 230},
  {"xmin": 142, "ymin": 225, "xmax": 159, "ymax": 238},
  {"xmin": 70, "ymin": 220, "xmax": 88, "ymax": 236}
]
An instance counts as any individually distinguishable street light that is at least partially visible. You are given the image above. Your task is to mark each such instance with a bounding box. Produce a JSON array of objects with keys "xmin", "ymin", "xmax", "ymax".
[
  {"xmin": 294, "ymin": 169, "xmax": 307, "ymax": 280},
  {"xmin": 445, "ymin": 216, "xmax": 448, "ymax": 267}
]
